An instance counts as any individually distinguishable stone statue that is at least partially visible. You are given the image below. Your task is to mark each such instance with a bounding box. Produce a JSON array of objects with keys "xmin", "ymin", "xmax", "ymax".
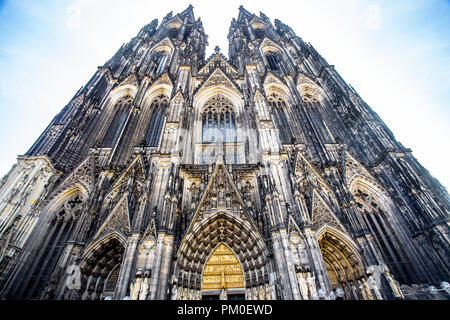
[
  {"xmin": 351, "ymin": 285, "xmax": 359, "ymax": 300},
  {"xmin": 183, "ymin": 288, "xmax": 189, "ymax": 300},
  {"xmin": 361, "ymin": 278, "xmax": 374, "ymax": 300},
  {"xmin": 381, "ymin": 265, "xmax": 404, "ymax": 299},
  {"xmin": 358, "ymin": 280, "xmax": 368, "ymax": 300},
  {"xmin": 297, "ymin": 272, "xmax": 309, "ymax": 300},
  {"xmin": 265, "ymin": 283, "xmax": 271, "ymax": 300},
  {"xmin": 368, "ymin": 275, "xmax": 382, "ymax": 300},
  {"xmin": 130, "ymin": 277, "xmax": 141, "ymax": 300},
  {"xmin": 252, "ymin": 287, "xmax": 259, "ymax": 300},
  {"xmin": 258, "ymin": 285, "xmax": 265, "ymax": 300},
  {"xmin": 171, "ymin": 285, "xmax": 178, "ymax": 300},
  {"xmin": 306, "ymin": 274, "xmax": 317, "ymax": 298},
  {"xmin": 219, "ymin": 288, "xmax": 227, "ymax": 300},
  {"xmin": 328, "ymin": 291, "xmax": 336, "ymax": 300},
  {"xmin": 246, "ymin": 288, "xmax": 252, "ymax": 300},
  {"xmin": 139, "ymin": 277, "xmax": 149, "ymax": 300}
]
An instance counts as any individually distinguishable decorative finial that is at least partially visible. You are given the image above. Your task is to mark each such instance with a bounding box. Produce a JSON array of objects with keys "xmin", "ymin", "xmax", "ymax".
[{"xmin": 214, "ymin": 46, "xmax": 220, "ymax": 54}]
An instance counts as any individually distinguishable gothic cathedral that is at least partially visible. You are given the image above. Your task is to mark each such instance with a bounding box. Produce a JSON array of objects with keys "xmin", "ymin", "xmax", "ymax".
[{"xmin": 0, "ymin": 6, "xmax": 448, "ymax": 300}]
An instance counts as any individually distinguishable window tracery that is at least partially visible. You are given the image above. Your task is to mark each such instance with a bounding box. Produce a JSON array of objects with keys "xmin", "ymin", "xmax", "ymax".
[
  {"xmin": 144, "ymin": 95, "xmax": 168, "ymax": 147},
  {"xmin": 201, "ymin": 95, "xmax": 236, "ymax": 144},
  {"xmin": 168, "ymin": 28, "xmax": 178, "ymax": 38},
  {"xmin": 266, "ymin": 51, "xmax": 281, "ymax": 71},
  {"xmin": 268, "ymin": 94, "xmax": 293, "ymax": 144},
  {"xmin": 353, "ymin": 188, "xmax": 412, "ymax": 284},
  {"xmin": 26, "ymin": 193, "xmax": 84, "ymax": 298},
  {"xmin": 155, "ymin": 51, "xmax": 169, "ymax": 74},
  {"xmin": 101, "ymin": 95, "xmax": 133, "ymax": 148},
  {"xmin": 254, "ymin": 29, "xmax": 265, "ymax": 39}
]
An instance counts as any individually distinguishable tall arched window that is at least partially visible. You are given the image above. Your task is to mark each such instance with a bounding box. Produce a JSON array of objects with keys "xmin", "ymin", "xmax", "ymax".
[
  {"xmin": 201, "ymin": 95, "xmax": 236, "ymax": 143},
  {"xmin": 101, "ymin": 95, "xmax": 133, "ymax": 148},
  {"xmin": 168, "ymin": 28, "xmax": 178, "ymax": 38},
  {"xmin": 144, "ymin": 95, "xmax": 168, "ymax": 147},
  {"xmin": 266, "ymin": 51, "xmax": 280, "ymax": 71},
  {"xmin": 353, "ymin": 188, "xmax": 413, "ymax": 284},
  {"xmin": 155, "ymin": 51, "xmax": 169, "ymax": 74},
  {"xmin": 25, "ymin": 194, "xmax": 83, "ymax": 299},
  {"xmin": 254, "ymin": 29, "xmax": 265, "ymax": 39},
  {"xmin": 268, "ymin": 94, "xmax": 293, "ymax": 144}
]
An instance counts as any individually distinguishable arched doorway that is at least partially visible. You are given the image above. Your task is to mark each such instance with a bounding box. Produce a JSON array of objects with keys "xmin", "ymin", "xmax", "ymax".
[
  {"xmin": 173, "ymin": 212, "xmax": 271, "ymax": 300},
  {"xmin": 77, "ymin": 233, "xmax": 126, "ymax": 300},
  {"xmin": 202, "ymin": 243, "xmax": 245, "ymax": 300},
  {"xmin": 316, "ymin": 226, "xmax": 369, "ymax": 300}
]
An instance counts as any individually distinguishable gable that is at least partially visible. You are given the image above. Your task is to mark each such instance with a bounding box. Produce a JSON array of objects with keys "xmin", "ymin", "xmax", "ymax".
[
  {"xmin": 311, "ymin": 191, "xmax": 346, "ymax": 233},
  {"xmin": 198, "ymin": 54, "xmax": 238, "ymax": 76},
  {"xmin": 194, "ymin": 67, "xmax": 242, "ymax": 99},
  {"xmin": 182, "ymin": 156, "xmax": 259, "ymax": 238},
  {"xmin": 263, "ymin": 72, "xmax": 289, "ymax": 95},
  {"xmin": 93, "ymin": 194, "xmax": 131, "ymax": 241},
  {"xmin": 103, "ymin": 154, "xmax": 146, "ymax": 206},
  {"xmin": 249, "ymin": 16, "xmax": 269, "ymax": 29}
]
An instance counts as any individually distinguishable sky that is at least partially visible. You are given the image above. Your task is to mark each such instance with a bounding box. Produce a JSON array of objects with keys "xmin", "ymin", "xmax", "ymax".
[{"xmin": 0, "ymin": 0, "xmax": 449, "ymax": 190}]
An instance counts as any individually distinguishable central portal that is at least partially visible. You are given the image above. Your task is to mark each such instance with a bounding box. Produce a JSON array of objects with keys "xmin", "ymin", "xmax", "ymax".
[{"xmin": 201, "ymin": 243, "xmax": 245, "ymax": 300}]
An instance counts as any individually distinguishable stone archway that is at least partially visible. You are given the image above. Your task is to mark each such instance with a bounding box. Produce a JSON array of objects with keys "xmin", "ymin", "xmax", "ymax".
[
  {"xmin": 173, "ymin": 212, "xmax": 272, "ymax": 300},
  {"xmin": 316, "ymin": 226, "xmax": 371, "ymax": 300},
  {"xmin": 77, "ymin": 232, "xmax": 126, "ymax": 300}
]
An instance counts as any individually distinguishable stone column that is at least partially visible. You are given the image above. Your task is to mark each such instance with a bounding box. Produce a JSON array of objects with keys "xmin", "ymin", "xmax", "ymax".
[
  {"xmin": 114, "ymin": 233, "xmax": 140, "ymax": 299},
  {"xmin": 303, "ymin": 228, "xmax": 332, "ymax": 293},
  {"xmin": 148, "ymin": 232, "xmax": 165, "ymax": 300},
  {"xmin": 155, "ymin": 233, "xmax": 174, "ymax": 299}
]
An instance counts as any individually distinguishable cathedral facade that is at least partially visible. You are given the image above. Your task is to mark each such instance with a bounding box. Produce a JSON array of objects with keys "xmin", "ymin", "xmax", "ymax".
[{"xmin": 0, "ymin": 6, "xmax": 448, "ymax": 300}]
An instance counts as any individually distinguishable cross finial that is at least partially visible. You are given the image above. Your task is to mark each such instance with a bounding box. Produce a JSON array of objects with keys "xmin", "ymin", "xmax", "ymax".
[{"xmin": 214, "ymin": 46, "xmax": 220, "ymax": 54}]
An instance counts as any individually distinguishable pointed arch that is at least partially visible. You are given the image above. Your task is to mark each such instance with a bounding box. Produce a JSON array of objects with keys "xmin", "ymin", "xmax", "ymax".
[
  {"xmin": 311, "ymin": 190, "xmax": 346, "ymax": 233},
  {"xmin": 297, "ymin": 74, "xmax": 326, "ymax": 103},
  {"xmin": 20, "ymin": 186, "xmax": 85, "ymax": 299},
  {"xmin": 107, "ymin": 82, "xmax": 138, "ymax": 108},
  {"xmin": 348, "ymin": 175, "xmax": 388, "ymax": 206},
  {"xmin": 43, "ymin": 183, "xmax": 88, "ymax": 215},
  {"xmin": 143, "ymin": 94, "xmax": 169, "ymax": 147},
  {"xmin": 77, "ymin": 231, "xmax": 127, "ymax": 300},
  {"xmin": 349, "ymin": 176, "xmax": 415, "ymax": 284},
  {"xmin": 173, "ymin": 211, "xmax": 270, "ymax": 300},
  {"xmin": 100, "ymin": 94, "xmax": 133, "ymax": 148},
  {"xmin": 266, "ymin": 91, "xmax": 293, "ymax": 144},
  {"xmin": 149, "ymin": 37, "xmax": 175, "ymax": 74},
  {"xmin": 201, "ymin": 243, "xmax": 245, "ymax": 291},
  {"xmin": 316, "ymin": 224, "xmax": 362, "ymax": 259},
  {"xmin": 263, "ymin": 73, "xmax": 289, "ymax": 98},
  {"xmin": 82, "ymin": 230, "xmax": 128, "ymax": 261},
  {"xmin": 193, "ymin": 80, "xmax": 244, "ymax": 164},
  {"xmin": 316, "ymin": 225, "xmax": 366, "ymax": 293},
  {"xmin": 260, "ymin": 38, "xmax": 285, "ymax": 72}
]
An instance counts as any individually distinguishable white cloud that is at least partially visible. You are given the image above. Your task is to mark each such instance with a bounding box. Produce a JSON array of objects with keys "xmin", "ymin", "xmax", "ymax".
[
  {"xmin": 366, "ymin": 4, "xmax": 382, "ymax": 30},
  {"xmin": 66, "ymin": 4, "xmax": 81, "ymax": 31}
]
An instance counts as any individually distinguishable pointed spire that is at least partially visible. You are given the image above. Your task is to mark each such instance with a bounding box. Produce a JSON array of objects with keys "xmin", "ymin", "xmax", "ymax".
[
  {"xmin": 179, "ymin": 4, "xmax": 195, "ymax": 22},
  {"xmin": 237, "ymin": 5, "xmax": 253, "ymax": 22}
]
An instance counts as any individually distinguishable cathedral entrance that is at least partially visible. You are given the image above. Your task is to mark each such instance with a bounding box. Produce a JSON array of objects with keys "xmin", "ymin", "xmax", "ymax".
[
  {"xmin": 201, "ymin": 243, "xmax": 245, "ymax": 300},
  {"xmin": 77, "ymin": 234, "xmax": 125, "ymax": 300},
  {"xmin": 173, "ymin": 212, "xmax": 271, "ymax": 300},
  {"xmin": 317, "ymin": 227, "xmax": 368, "ymax": 300}
]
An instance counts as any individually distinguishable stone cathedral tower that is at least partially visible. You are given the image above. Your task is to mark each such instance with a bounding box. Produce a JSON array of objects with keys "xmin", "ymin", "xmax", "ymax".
[{"xmin": 0, "ymin": 6, "xmax": 448, "ymax": 300}]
